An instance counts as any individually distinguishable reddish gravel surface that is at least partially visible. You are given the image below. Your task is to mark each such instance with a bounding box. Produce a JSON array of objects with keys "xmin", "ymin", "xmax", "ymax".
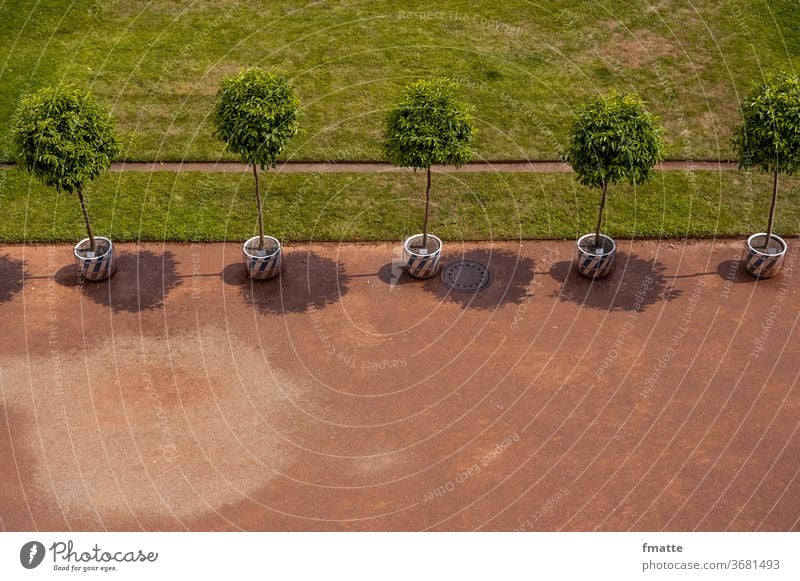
[{"xmin": 0, "ymin": 239, "xmax": 798, "ymax": 531}]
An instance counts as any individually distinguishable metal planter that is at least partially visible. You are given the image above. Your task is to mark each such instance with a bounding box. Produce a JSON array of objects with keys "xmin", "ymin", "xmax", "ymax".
[
  {"xmin": 576, "ymin": 233, "xmax": 616, "ymax": 279},
  {"xmin": 73, "ymin": 236, "xmax": 116, "ymax": 282},
  {"xmin": 744, "ymin": 233, "xmax": 786, "ymax": 279},
  {"xmin": 243, "ymin": 235, "xmax": 283, "ymax": 280},
  {"xmin": 403, "ymin": 234, "xmax": 443, "ymax": 279}
]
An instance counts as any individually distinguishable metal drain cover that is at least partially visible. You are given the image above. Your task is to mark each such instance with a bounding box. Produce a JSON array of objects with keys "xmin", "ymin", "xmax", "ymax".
[{"xmin": 441, "ymin": 260, "xmax": 491, "ymax": 292}]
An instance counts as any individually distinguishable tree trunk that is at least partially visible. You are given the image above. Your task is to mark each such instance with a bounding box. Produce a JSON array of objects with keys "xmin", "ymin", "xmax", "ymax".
[
  {"xmin": 422, "ymin": 166, "xmax": 431, "ymax": 250},
  {"xmin": 765, "ymin": 168, "xmax": 779, "ymax": 250},
  {"xmin": 77, "ymin": 188, "xmax": 96, "ymax": 253},
  {"xmin": 594, "ymin": 182, "xmax": 607, "ymax": 251},
  {"xmin": 253, "ymin": 164, "xmax": 265, "ymax": 250}
]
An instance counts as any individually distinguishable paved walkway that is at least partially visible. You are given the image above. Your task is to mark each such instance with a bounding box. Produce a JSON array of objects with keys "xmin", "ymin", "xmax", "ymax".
[
  {"xmin": 1, "ymin": 160, "xmax": 737, "ymax": 173},
  {"xmin": 0, "ymin": 239, "xmax": 798, "ymax": 531}
]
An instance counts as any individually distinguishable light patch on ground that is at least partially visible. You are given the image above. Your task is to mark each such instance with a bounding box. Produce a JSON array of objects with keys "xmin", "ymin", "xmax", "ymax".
[
  {"xmin": 0, "ymin": 329, "xmax": 308, "ymax": 526},
  {"xmin": 347, "ymin": 452, "xmax": 402, "ymax": 481},
  {"xmin": 596, "ymin": 28, "xmax": 690, "ymax": 69}
]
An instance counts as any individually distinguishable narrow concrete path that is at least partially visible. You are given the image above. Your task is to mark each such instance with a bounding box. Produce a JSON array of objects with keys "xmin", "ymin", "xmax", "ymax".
[{"xmin": 1, "ymin": 160, "xmax": 738, "ymax": 174}]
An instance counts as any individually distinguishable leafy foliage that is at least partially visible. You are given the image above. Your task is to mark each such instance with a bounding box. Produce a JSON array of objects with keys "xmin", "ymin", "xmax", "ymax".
[
  {"xmin": 733, "ymin": 72, "xmax": 800, "ymax": 175},
  {"xmin": 212, "ymin": 68, "xmax": 301, "ymax": 169},
  {"xmin": 384, "ymin": 79, "xmax": 475, "ymax": 170},
  {"xmin": 11, "ymin": 84, "xmax": 119, "ymax": 193},
  {"xmin": 566, "ymin": 92, "xmax": 665, "ymax": 190}
]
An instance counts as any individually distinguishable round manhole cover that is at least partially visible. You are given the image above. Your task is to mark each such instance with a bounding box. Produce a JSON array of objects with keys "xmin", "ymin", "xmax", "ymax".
[{"xmin": 441, "ymin": 260, "xmax": 491, "ymax": 292}]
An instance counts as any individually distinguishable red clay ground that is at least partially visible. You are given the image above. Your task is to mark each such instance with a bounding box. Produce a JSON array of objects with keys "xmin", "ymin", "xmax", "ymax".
[{"xmin": 0, "ymin": 239, "xmax": 798, "ymax": 532}]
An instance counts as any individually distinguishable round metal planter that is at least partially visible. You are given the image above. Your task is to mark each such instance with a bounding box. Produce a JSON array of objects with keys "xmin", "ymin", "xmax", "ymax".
[
  {"xmin": 576, "ymin": 233, "xmax": 616, "ymax": 279},
  {"xmin": 74, "ymin": 236, "xmax": 116, "ymax": 282},
  {"xmin": 403, "ymin": 234, "xmax": 443, "ymax": 279},
  {"xmin": 744, "ymin": 233, "xmax": 787, "ymax": 279},
  {"xmin": 243, "ymin": 235, "xmax": 283, "ymax": 280}
]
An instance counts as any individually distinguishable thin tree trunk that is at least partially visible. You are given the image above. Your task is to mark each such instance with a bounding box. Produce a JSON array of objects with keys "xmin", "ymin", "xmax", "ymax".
[
  {"xmin": 77, "ymin": 188, "xmax": 96, "ymax": 253},
  {"xmin": 422, "ymin": 166, "xmax": 431, "ymax": 250},
  {"xmin": 253, "ymin": 164, "xmax": 265, "ymax": 250},
  {"xmin": 594, "ymin": 182, "xmax": 607, "ymax": 251},
  {"xmin": 765, "ymin": 168, "xmax": 778, "ymax": 250}
]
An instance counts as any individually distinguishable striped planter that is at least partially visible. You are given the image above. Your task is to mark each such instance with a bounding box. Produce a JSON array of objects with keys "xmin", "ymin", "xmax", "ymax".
[
  {"xmin": 403, "ymin": 234, "xmax": 442, "ymax": 279},
  {"xmin": 243, "ymin": 235, "xmax": 283, "ymax": 280},
  {"xmin": 576, "ymin": 233, "xmax": 616, "ymax": 279},
  {"xmin": 744, "ymin": 233, "xmax": 786, "ymax": 279},
  {"xmin": 73, "ymin": 236, "xmax": 116, "ymax": 282}
]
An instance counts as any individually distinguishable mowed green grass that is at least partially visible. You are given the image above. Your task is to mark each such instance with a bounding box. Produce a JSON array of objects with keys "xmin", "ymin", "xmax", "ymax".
[
  {"xmin": 1, "ymin": 1, "xmax": 798, "ymax": 162},
  {"xmin": 2, "ymin": 168, "xmax": 799, "ymax": 243}
]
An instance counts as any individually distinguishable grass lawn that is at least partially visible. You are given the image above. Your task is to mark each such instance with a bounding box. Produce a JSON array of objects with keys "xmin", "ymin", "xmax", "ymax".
[
  {"xmin": 1, "ymin": 1, "xmax": 798, "ymax": 163},
  {"xmin": 2, "ymin": 168, "xmax": 799, "ymax": 243}
]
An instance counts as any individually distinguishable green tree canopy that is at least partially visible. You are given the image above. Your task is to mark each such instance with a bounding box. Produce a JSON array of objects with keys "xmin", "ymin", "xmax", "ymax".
[
  {"xmin": 733, "ymin": 72, "xmax": 800, "ymax": 249},
  {"xmin": 384, "ymin": 79, "xmax": 475, "ymax": 170},
  {"xmin": 212, "ymin": 68, "xmax": 301, "ymax": 169},
  {"xmin": 11, "ymin": 84, "xmax": 119, "ymax": 193},
  {"xmin": 733, "ymin": 72, "xmax": 800, "ymax": 175},
  {"xmin": 566, "ymin": 91, "xmax": 664, "ymax": 190}
]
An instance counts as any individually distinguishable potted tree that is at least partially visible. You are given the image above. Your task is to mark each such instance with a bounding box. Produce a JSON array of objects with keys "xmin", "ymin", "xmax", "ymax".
[
  {"xmin": 733, "ymin": 72, "xmax": 800, "ymax": 279},
  {"xmin": 384, "ymin": 79, "xmax": 475, "ymax": 279},
  {"xmin": 565, "ymin": 91, "xmax": 664, "ymax": 278},
  {"xmin": 212, "ymin": 67, "xmax": 301, "ymax": 280},
  {"xmin": 12, "ymin": 85, "xmax": 119, "ymax": 281}
]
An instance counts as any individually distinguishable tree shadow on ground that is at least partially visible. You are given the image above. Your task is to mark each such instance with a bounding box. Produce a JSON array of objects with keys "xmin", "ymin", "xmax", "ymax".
[
  {"xmin": 377, "ymin": 261, "xmax": 417, "ymax": 287},
  {"xmin": 418, "ymin": 248, "xmax": 537, "ymax": 311},
  {"xmin": 222, "ymin": 250, "xmax": 350, "ymax": 315},
  {"xmin": 0, "ymin": 254, "xmax": 24, "ymax": 305},
  {"xmin": 716, "ymin": 260, "xmax": 758, "ymax": 284},
  {"xmin": 55, "ymin": 250, "xmax": 183, "ymax": 313},
  {"xmin": 549, "ymin": 253, "xmax": 681, "ymax": 312}
]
